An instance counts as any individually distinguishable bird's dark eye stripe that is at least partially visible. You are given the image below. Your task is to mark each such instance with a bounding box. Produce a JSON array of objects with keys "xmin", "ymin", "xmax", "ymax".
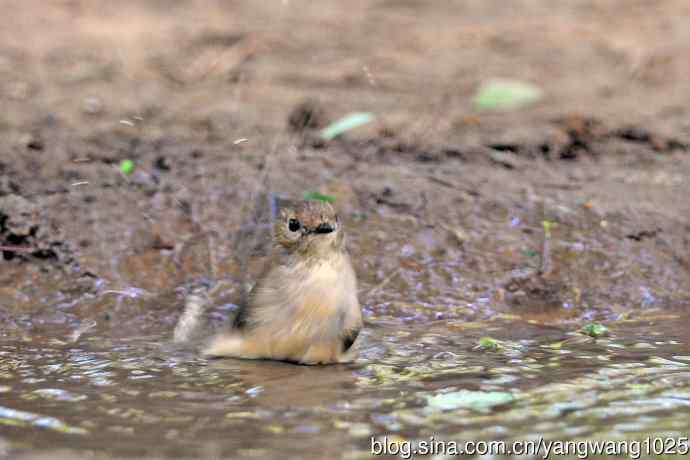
[{"xmin": 288, "ymin": 218, "xmax": 301, "ymax": 232}]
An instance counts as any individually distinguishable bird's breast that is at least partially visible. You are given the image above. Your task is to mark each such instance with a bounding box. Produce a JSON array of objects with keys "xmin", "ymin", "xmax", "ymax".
[{"xmin": 250, "ymin": 254, "xmax": 358, "ymax": 341}]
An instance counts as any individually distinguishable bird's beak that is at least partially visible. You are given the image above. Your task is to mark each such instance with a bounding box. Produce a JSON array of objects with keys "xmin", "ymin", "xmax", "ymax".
[{"xmin": 314, "ymin": 222, "xmax": 335, "ymax": 234}]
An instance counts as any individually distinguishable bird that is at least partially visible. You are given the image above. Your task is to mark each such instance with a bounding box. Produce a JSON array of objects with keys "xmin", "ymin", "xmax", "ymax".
[{"xmin": 202, "ymin": 200, "xmax": 362, "ymax": 365}]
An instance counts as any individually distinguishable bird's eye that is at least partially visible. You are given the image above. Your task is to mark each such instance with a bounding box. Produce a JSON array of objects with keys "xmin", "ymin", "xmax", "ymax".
[{"xmin": 288, "ymin": 218, "xmax": 301, "ymax": 232}]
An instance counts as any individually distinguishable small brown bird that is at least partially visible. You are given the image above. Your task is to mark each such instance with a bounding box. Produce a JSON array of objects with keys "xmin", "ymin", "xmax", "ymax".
[{"xmin": 202, "ymin": 200, "xmax": 362, "ymax": 364}]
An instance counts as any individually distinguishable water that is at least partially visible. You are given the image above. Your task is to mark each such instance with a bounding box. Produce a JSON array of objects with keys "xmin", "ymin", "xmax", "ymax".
[
  {"xmin": 2, "ymin": 218, "xmax": 690, "ymax": 459},
  {"xmin": 2, "ymin": 308, "xmax": 689, "ymax": 458}
]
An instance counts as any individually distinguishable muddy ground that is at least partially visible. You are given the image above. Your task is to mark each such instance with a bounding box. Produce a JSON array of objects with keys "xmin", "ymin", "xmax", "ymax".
[{"xmin": 1, "ymin": 1, "xmax": 690, "ymax": 459}]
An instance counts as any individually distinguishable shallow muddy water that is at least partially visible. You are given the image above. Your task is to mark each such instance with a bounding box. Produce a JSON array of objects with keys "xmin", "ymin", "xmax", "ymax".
[{"xmin": 2, "ymin": 270, "xmax": 690, "ymax": 459}]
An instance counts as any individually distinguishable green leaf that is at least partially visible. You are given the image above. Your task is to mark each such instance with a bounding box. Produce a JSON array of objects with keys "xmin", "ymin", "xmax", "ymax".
[
  {"xmin": 476, "ymin": 336, "xmax": 503, "ymax": 352},
  {"xmin": 120, "ymin": 159, "xmax": 135, "ymax": 175},
  {"xmin": 473, "ymin": 79, "xmax": 542, "ymax": 111},
  {"xmin": 302, "ymin": 191, "xmax": 336, "ymax": 202},
  {"xmin": 581, "ymin": 323, "xmax": 609, "ymax": 337},
  {"xmin": 319, "ymin": 112, "xmax": 374, "ymax": 140},
  {"xmin": 425, "ymin": 390, "xmax": 514, "ymax": 412}
]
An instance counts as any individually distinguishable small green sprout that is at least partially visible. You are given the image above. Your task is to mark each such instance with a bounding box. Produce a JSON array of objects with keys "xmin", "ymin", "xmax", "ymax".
[
  {"xmin": 542, "ymin": 220, "xmax": 558, "ymax": 234},
  {"xmin": 302, "ymin": 191, "xmax": 336, "ymax": 202},
  {"xmin": 581, "ymin": 323, "xmax": 609, "ymax": 338},
  {"xmin": 119, "ymin": 159, "xmax": 135, "ymax": 175},
  {"xmin": 475, "ymin": 336, "xmax": 503, "ymax": 352}
]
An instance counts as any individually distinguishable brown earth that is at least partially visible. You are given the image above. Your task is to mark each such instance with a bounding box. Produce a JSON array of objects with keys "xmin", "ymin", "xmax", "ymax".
[{"xmin": 2, "ymin": 0, "xmax": 690, "ymax": 323}]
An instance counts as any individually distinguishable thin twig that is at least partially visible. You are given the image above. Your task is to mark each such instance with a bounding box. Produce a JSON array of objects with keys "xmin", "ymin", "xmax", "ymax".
[
  {"xmin": 364, "ymin": 268, "xmax": 401, "ymax": 298},
  {"xmin": 234, "ymin": 137, "xmax": 281, "ymax": 306},
  {"xmin": 0, "ymin": 245, "xmax": 34, "ymax": 253},
  {"xmin": 539, "ymin": 227, "xmax": 553, "ymax": 278}
]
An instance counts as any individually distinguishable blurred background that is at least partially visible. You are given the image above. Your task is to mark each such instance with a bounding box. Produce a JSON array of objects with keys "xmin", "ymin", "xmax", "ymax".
[{"xmin": 3, "ymin": 0, "xmax": 690, "ymax": 137}]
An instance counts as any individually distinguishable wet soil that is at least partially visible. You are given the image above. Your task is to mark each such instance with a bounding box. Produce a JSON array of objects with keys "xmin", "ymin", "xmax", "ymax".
[{"xmin": 1, "ymin": 1, "xmax": 690, "ymax": 459}]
